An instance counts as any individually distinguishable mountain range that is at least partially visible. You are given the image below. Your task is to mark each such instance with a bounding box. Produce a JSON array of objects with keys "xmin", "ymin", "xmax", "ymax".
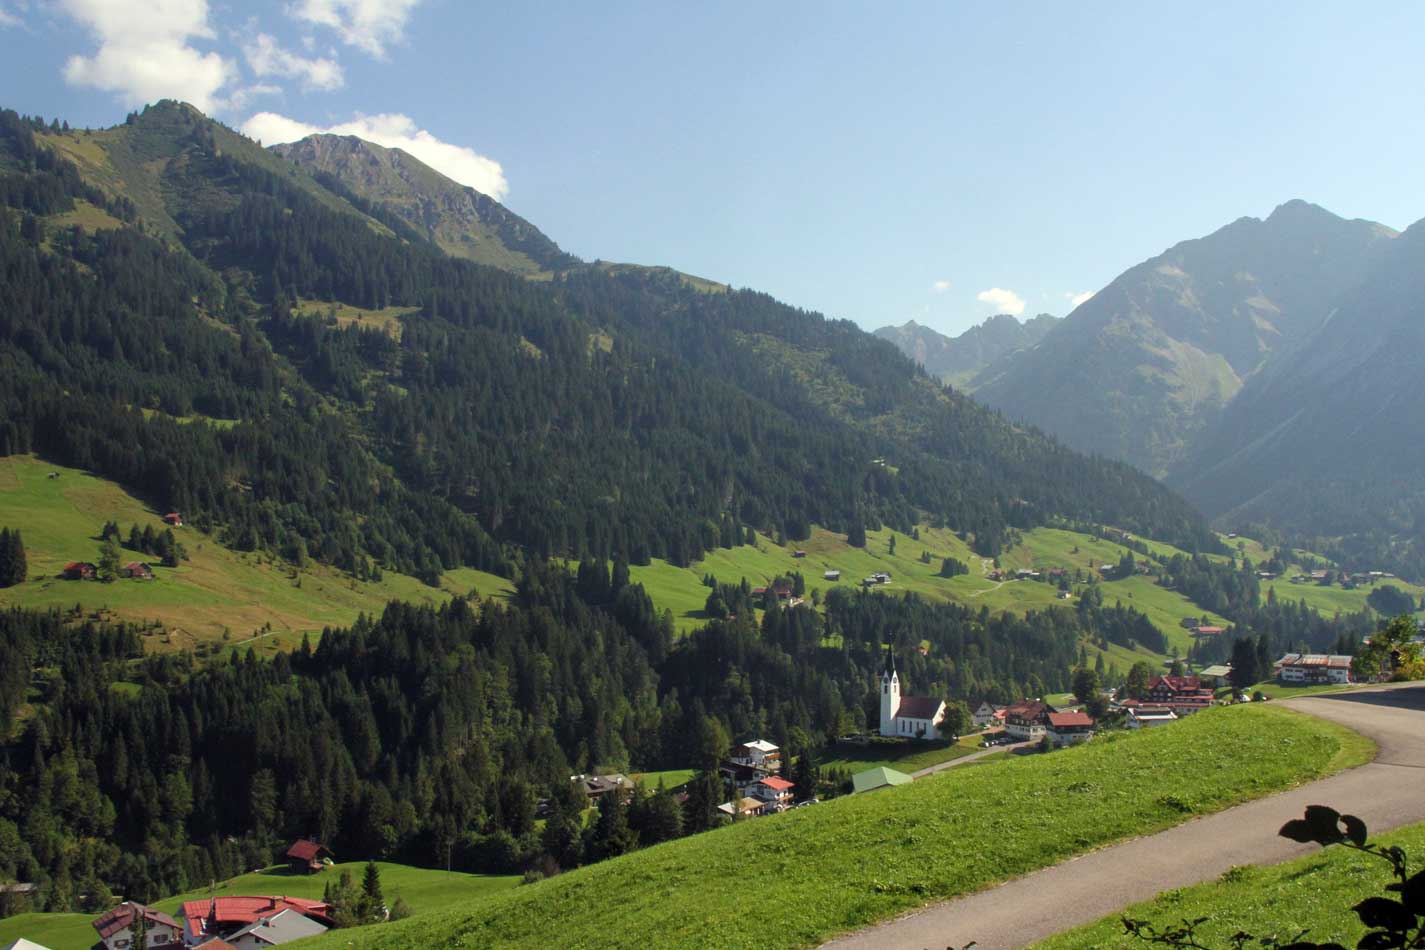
[
  {"xmin": 873, "ymin": 312, "xmax": 1058, "ymax": 388},
  {"xmin": 875, "ymin": 201, "xmax": 1424, "ymax": 577}
]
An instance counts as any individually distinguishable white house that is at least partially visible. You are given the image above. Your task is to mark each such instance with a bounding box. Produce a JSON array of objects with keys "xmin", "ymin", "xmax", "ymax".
[
  {"xmin": 1046, "ymin": 710, "xmax": 1095, "ymax": 746},
  {"xmin": 728, "ymin": 739, "xmax": 780, "ymax": 770},
  {"xmin": 92, "ymin": 902, "xmax": 183, "ymax": 950},
  {"xmin": 971, "ymin": 701, "xmax": 1003, "ymax": 728},
  {"xmin": 1003, "ymin": 700, "xmax": 1054, "ymax": 741},
  {"xmin": 879, "ymin": 646, "xmax": 949, "ymax": 739},
  {"xmin": 1275, "ymin": 654, "xmax": 1354, "ymax": 685}
]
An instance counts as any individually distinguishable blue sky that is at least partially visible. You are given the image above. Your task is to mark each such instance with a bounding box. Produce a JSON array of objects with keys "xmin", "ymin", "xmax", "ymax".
[{"xmin": 1, "ymin": 1, "xmax": 1421, "ymax": 336}]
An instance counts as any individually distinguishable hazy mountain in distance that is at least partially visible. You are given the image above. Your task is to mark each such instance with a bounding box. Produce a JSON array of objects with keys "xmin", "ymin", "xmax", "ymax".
[
  {"xmin": 972, "ymin": 200, "xmax": 1396, "ymax": 478},
  {"xmin": 873, "ymin": 313, "xmax": 1058, "ymax": 388},
  {"xmin": 272, "ymin": 133, "xmax": 578, "ymax": 275}
]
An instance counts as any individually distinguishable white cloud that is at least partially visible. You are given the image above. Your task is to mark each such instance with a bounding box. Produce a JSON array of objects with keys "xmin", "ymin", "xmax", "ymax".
[
  {"xmin": 0, "ymin": 4, "xmax": 21, "ymax": 28},
  {"xmin": 59, "ymin": 0, "xmax": 236, "ymax": 112},
  {"xmin": 243, "ymin": 33, "xmax": 344, "ymax": 90},
  {"xmin": 1067, "ymin": 290, "xmax": 1095, "ymax": 308},
  {"xmin": 931, "ymin": 279, "xmax": 951, "ymax": 294},
  {"xmin": 976, "ymin": 287, "xmax": 1026, "ymax": 316},
  {"xmin": 292, "ymin": 0, "xmax": 422, "ymax": 57},
  {"xmin": 241, "ymin": 111, "xmax": 509, "ymax": 198}
]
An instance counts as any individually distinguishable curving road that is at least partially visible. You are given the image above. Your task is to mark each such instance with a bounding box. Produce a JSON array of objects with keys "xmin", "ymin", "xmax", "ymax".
[{"xmin": 822, "ymin": 682, "xmax": 1425, "ymax": 950}]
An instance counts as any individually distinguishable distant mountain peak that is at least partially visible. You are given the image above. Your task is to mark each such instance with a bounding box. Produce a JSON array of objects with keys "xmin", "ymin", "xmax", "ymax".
[{"xmin": 874, "ymin": 312, "xmax": 1058, "ymax": 388}]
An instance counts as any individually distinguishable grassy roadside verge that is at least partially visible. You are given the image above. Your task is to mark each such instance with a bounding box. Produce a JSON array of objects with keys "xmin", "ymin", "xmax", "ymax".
[
  {"xmin": 1034, "ymin": 820, "xmax": 1425, "ymax": 949},
  {"xmin": 307, "ymin": 704, "xmax": 1372, "ymax": 950}
]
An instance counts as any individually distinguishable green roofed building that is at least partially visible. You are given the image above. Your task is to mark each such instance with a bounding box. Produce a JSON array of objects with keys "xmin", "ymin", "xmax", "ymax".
[{"xmin": 851, "ymin": 766, "xmax": 913, "ymax": 794}]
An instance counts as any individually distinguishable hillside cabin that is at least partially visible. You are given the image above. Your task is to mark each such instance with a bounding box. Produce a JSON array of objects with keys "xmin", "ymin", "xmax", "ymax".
[
  {"xmin": 162, "ymin": 512, "xmax": 183, "ymax": 527},
  {"xmin": 61, "ymin": 561, "xmax": 96, "ymax": 581},
  {"xmin": 284, "ymin": 839, "xmax": 333, "ymax": 873},
  {"xmin": 576, "ymin": 773, "xmax": 633, "ymax": 800},
  {"xmin": 1047, "ymin": 711, "xmax": 1096, "ymax": 746},
  {"xmin": 823, "ymin": 570, "xmax": 841, "ymax": 581},
  {"xmin": 122, "ymin": 561, "xmax": 154, "ymax": 579},
  {"xmin": 92, "ymin": 901, "xmax": 183, "ymax": 950},
  {"xmin": 1191, "ymin": 625, "xmax": 1226, "ymax": 638},
  {"xmin": 1275, "ymin": 654, "xmax": 1354, "ymax": 685}
]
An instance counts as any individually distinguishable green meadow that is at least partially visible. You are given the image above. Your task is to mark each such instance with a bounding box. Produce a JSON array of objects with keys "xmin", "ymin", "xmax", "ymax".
[
  {"xmin": 0, "ymin": 863, "xmax": 518, "ymax": 950},
  {"xmin": 0, "ymin": 455, "xmax": 513, "ymax": 650},
  {"xmin": 306, "ymin": 704, "xmax": 1370, "ymax": 950}
]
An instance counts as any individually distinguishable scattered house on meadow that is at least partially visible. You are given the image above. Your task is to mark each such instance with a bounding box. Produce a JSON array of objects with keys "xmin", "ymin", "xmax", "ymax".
[
  {"xmin": 878, "ymin": 646, "xmax": 950, "ymax": 739},
  {"xmin": 218, "ymin": 908, "xmax": 328, "ymax": 949},
  {"xmin": 792, "ymin": 550, "xmax": 807, "ymax": 559},
  {"xmin": 181, "ymin": 896, "xmax": 333, "ymax": 947},
  {"xmin": 92, "ymin": 901, "xmax": 184, "ymax": 950},
  {"xmin": 1192, "ymin": 625, "xmax": 1226, "ymax": 638},
  {"xmin": 575, "ymin": 773, "xmax": 634, "ymax": 801},
  {"xmin": 1003, "ymin": 699, "xmax": 1056, "ymax": 741},
  {"xmin": 971, "ymin": 701, "xmax": 1004, "ymax": 728},
  {"xmin": 284, "ymin": 838, "xmax": 333, "ymax": 874},
  {"xmin": 1046, "ymin": 710, "xmax": 1096, "ymax": 746},
  {"xmin": 851, "ymin": 766, "xmax": 913, "ymax": 794},
  {"xmin": 1126, "ymin": 706, "xmax": 1178, "ymax": 729},
  {"xmin": 728, "ymin": 739, "xmax": 781, "ymax": 770},
  {"xmin": 61, "ymin": 561, "xmax": 97, "ymax": 581},
  {"xmin": 1275, "ymin": 654, "xmax": 1354, "ymax": 685},
  {"xmin": 1057, "ymin": 590, "xmax": 1073, "ymax": 600},
  {"xmin": 1014, "ymin": 569, "xmax": 1040, "ymax": 580},
  {"xmin": 122, "ymin": 561, "xmax": 154, "ymax": 579},
  {"xmin": 823, "ymin": 569, "xmax": 841, "ymax": 581},
  {"xmin": 162, "ymin": 512, "xmax": 183, "ymax": 527}
]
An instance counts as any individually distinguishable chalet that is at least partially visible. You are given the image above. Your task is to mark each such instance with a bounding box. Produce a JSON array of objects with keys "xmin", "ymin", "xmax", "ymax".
[
  {"xmin": 1146, "ymin": 675, "xmax": 1209, "ymax": 703},
  {"xmin": 971, "ymin": 701, "xmax": 1004, "ymax": 728},
  {"xmin": 92, "ymin": 901, "xmax": 183, "ymax": 950},
  {"xmin": 851, "ymin": 766, "xmax": 913, "ymax": 794},
  {"xmin": 749, "ymin": 776, "xmax": 795, "ymax": 810},
  {"xmin": 575, "ymin": 773, "xmax": 633, "ymax": 800},
  {"xmin": 716, "ymin": 796, "xmax": 764, "ymax": 818},
  {"xmin": 283, "ymin": 839, "xmax": 332, "ymax": 874},
  {"xmin": 122, "ymin": 562, "xmax": 154, "ymax": 580},
  {"xmin": 1275, "ymin": 654, "xmax": 1354, "ymax": 685},
  {"xmin": 1003, "ymin": 699, "xmax": 1056, "ymax": 741},
  {"xmin": 181, "ymin": 897, "xmax": 333, "ymax": 946},
  {"xmin": 61, "ymin": 561, "xmax": 96, "ymax": 581},
  {"xmin": 823, "ymin": 570, "xmax": 841, "ymax": 581},
  {"xmin": 728, "ymin": 739, "xmax": 780, "ymax": 770},
  {"xmin": 878, "ymin": 647, "xmax": 950, "ymax": 739},
  {"xmin": 1126, "ymin": 706, "xmax": 1178, "ymax": 729},
  {"xmin": 1192, "ymin": 625, "xmax": 1225, "ymax": 638},
  {"xmin": 163, "ymin": 512, "xmax": 183, "ymax": 527},
  {"xmin": 1047, "ymin": 710, "xmax": 1096, "ymax": 746}
]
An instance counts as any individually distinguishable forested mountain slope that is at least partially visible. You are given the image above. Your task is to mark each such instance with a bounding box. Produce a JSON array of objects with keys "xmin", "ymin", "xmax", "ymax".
[
  {"xmin": 874, "ymin": 313, "xmax": 1058, "ymax": 388},
  {"xmin": 1171, "ymin": 215, "xmax": 1425, "ymax": 577},
  {"xmin": 0, "ymin": 100, "xmax": 1220, "ymax": 585},
  {"xmin": 973, "ymin": 201, "xmax": 1395, "ymax": 477}
]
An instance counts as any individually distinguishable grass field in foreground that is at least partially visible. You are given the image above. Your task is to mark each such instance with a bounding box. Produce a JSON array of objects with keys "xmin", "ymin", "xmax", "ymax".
[
  {"xmin": 0, "ymin": 863, "xmax": 519, "ymax": 950},
  {"xmin": 311, "ymin": 704, "xmax": 1371, "ymax": 950},
  {"xmin": 1034, "ymin": 820, "xmax": 1425, "ymax": 949},
  {"xmin": 0, "ymin": 455, "xmax": 514, "ymax": 650}
]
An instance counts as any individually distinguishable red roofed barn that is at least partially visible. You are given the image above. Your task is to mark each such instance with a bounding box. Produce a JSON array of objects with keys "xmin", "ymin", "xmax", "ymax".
[{"xmin": 284, "ymin": 838, "xmax": 333, "ymax": 873}]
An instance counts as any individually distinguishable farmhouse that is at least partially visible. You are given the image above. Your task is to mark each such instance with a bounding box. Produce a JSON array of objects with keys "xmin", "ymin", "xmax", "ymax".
[
  {"xmin": 61, "ymin": 561, "xmax": 96, "ymax": 581},
  {"xmin": 1047, "ymin": 710, "xmax": 1096, "ymax": 746},
  {"xmin": 122, "ymin": 561, "xmax": 154, "ymax": 579},
  {"xmin": 283, "ymin": 839, "xmax": 332, "ymax": 873},
  {"xmin": 971, "ymin": 701, "xmax": 1004, "ymax": 728},
  {"xmin": 92, "ymin": 901, "xmax": 183, "ymax": 950},
  {"xmin": 1003, "ymin": 699, "xmax": 1056, "ymax": 741},
  {"xmin": 181, "ymin": 896, "xmax": 333, "ymax": 946},
  {"xmin": 1275, "ymin": 654, "xmax": 1354, "ymax": 685},
  {"xmin": 878, "ymin": 647, "xmax": 949, "ymax": 739}
]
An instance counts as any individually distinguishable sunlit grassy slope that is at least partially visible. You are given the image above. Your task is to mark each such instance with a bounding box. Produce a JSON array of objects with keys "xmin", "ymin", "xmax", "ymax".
[
  {"xmin": 0, "ymin": 456, "xmax": 513, "ymax": 650},
  {"xmin": 300, "ymin": 704, "xmax": 1370, "ymax": 950}
]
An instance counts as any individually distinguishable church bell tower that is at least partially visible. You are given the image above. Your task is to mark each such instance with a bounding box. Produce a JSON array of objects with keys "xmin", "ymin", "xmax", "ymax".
[{"xmin": 879, "ymin": 643, "xmax": 900, "ymax": 736}]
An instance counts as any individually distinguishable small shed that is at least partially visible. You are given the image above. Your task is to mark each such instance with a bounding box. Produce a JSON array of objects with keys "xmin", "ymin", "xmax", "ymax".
[
  {"xmin": 285, "ymin": 839, "xmax": 333, "ymax": 873},
  {"xmin": 163, "ymin": 512, "xmax": 183, "ymax": 527},
  {"xmin": 61, "ymin": 562, "xmax": 96, "ymax": 581},
  {"xmin": 122, "ymin": 562, "xmax": 154, "ymax": 580},
  {"xmin": 851, "ymin": 766, "xmax": 913, "ymax": 794}
]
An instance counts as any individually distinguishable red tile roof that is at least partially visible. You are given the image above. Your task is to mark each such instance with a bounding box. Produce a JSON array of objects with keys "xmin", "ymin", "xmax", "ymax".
[
  {"xmin": 93, "ymin": 902, "xmax": 179, "ymax": 939},
  {"xmin": 757, "ymin": 776, "xmax": 795, "ymax": 791},
  {"xmin": 1148, "ymin": 675, "xmax": 1203, "ymax": 692},
  {"xmin": 181, "ymin": 895, "xmax": 331, "ymax": 936},
  {"xmin": 1048, "ymin": 711, "xmax": 1094, "ymax": 728}
]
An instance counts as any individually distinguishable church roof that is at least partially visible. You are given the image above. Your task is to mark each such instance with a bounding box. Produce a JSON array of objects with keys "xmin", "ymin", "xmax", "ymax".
[{"xmin": 896, "ymin": 696, "xmax": 945, "ymax": 720}]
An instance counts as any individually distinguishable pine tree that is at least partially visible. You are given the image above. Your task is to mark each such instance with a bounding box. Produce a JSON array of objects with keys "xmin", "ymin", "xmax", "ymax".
[
  {"xmin": 590, "ymin": 791, "xmax": 638, "ymax": 860},
  {"xmin": 361, "ymin": 861, "xmax": 384, "ymax": 921},
  {"xmin": 97, "ymin": 536, "xmax": 121, "ymax": 582}
]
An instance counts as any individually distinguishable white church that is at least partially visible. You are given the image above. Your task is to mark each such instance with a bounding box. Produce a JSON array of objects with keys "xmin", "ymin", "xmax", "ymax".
[{"xmin": 879, "ymin": 645, "xmax": 949, "ymax": 739}]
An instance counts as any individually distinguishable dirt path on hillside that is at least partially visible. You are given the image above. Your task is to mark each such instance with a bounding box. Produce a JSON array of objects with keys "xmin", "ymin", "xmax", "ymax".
[{"xmin": 821, "ymin": 682, "xmax": 1425, "ymax": 950}]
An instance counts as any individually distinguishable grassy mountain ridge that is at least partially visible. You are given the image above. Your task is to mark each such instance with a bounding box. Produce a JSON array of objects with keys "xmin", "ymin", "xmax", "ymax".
[{"xmin": 272, "ymin": 133, "xmax": 577, "ymax": 275}]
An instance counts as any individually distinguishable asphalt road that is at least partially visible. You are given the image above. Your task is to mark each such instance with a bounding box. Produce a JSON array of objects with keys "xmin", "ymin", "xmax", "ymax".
[{"xmin": 822, "ymin": 682, "xmax": 1425, "ymax": 950}]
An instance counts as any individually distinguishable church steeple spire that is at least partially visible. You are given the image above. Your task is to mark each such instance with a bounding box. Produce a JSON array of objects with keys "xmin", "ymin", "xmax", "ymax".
[{"xmin": 883, "ymin": 641, "xmax": 895, "ymax": 675}]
